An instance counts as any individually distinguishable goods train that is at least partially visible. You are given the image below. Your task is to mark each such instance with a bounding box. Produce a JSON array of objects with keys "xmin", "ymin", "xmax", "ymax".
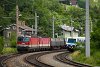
[
  {"xmin": 17, "ymin": 36, "xmax": 65, "ymax": 52},
  {"xmin": 17, "ymin": 36, "xmax": 85, "ymax": 52}
]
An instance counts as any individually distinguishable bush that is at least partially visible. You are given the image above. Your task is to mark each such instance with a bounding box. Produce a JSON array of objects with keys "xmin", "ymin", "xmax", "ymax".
[
  {"xmin": 75, "ymin": 42, "xmax": 85, "ymax": 53},
  {"xmin": 91, "ymin": 28, "xmax": 100, "ymax": 49},
  {"xmin": 10, "ymin": 39, "xmax": 16, "ymax": 48},
  {"xmin": 0, "ymin": 36, "xmax": 4, "ymax": 53},
  {"xmin": 93, "ymin": 51, "xmax": 100, "ymax": 66},
  {"xmin": 2, "ymin": 47, "xmax": 17, "ymax": 54},
  {"xmin": 71, "ymin": 50, "xmax": 100, "ymax": 66},
  {"xmin": 70, "ymin": 51, "xmax": 86, "ymax": 62},
  {"xmin": 9, "ymin": 32, "xmax": 16, "ymax": 48}
]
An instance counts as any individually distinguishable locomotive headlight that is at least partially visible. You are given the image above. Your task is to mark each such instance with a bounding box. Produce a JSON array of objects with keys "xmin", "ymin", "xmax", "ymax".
[{"xmin": 71, "ymin": 46, "xmax": 73, "ymax": 48}]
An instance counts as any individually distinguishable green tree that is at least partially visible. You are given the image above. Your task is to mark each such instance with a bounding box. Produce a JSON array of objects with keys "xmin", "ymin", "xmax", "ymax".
[
  {"xmin": 10, "ymin": 32, "xmax": 16, "ymax": 48},
  {"xmin": 90, "ymin": 0, "xmax": 100, "ymax": 49},
  {"xmin": 0, "ymin": 6, "xmax": 10, "ymax": 28},
  {"xmin": 77, "ymin": 0, "xmax": 85, "ymax": 8},
  {"xmin": 0, "ymin": 36, "xmax": 4, "ymax": 53},
  {"xmin": 0, "ymin": 0, "xmax": 88, "ymax": 37}
]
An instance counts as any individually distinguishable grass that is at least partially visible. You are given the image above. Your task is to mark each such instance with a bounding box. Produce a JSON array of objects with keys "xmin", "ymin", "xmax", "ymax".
[
  {"xmin": 1, "ymin": 47, "xmax": 18, "ymax": 55},
  {"xmin": 70, "ymin": 50, "xmax": 100, "ymax": 66}
]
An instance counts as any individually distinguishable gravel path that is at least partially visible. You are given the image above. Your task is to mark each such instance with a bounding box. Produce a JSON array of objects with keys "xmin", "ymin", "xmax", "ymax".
[
  {"xmin": 38, "ymin": 52, "xmax": 74, "ymax": 67},
  {"xmin": 4, "ymin": 52, "xmax": 41, "ymax": 67}
]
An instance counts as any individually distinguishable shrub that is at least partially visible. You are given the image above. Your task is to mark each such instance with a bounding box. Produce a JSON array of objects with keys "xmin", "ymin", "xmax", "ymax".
[
  {"xmin": 75, "ymin": 42, "xmax": 85, "ymax": 53},
  {"xmin": 9, "ymin": 32, "xmax": 16, "ymax": 48},
  {"xmin": 0, "ymin": 36, "xmax": 4, "ymax": 53},
  {"xmin": 2, "ymin": 47, "xmax": 17, "ymax": 54},
  {"xmin": 10, "ymin": 39, "xmax": 16, "ymax": 48}
]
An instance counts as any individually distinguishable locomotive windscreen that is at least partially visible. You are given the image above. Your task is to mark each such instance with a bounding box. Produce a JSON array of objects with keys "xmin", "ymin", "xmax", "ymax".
[
  {"xmin": 17, "ymin": 37, "xmax": 30, "ymax": 42},
  {"xmin": 68, "ymin": 39, "xmax": 76, "ymax": 43},
  {"xmin": 23, "ymin": 37, "xmax": 30, "ymax": 42},
  {"xmin": 17, "ymin": 37, "xmax": 23, "ymax": 41}
]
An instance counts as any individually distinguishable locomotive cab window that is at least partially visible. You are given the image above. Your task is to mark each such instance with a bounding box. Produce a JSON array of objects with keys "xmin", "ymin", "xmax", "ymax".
[
  {"xmin": 68, "ymin": 39, "xmax": 76, "ymax": 43},
  {"xmin": 17, "ymin": 37, "xmax": 30, "ymax": 42},
  {"xmin": 23, "ymin": 37, "xmax": 30, "ymax": 42},
  {"xmin": 17, "ymin": 37, "xmax": 23, "ymax": 41}
]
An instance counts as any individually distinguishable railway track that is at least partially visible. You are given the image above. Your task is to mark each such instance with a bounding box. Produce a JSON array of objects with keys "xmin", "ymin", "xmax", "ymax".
[
  {"xmin": 0, "ymin": 53, "xmax": 21, "ymax": 67},
  {"xmin": 0, "ymin": 50, "xmax": 66, "ymax": 67},
  {"xmin": 25, "ymin": 52, "xmax": 53, "ymax": 67},
  {"xmin": 0, "ymin": 49, "xmax": 92, "ymax": 67},
  {"xmin": 25, "ymin": 50, "xmax": 66, "ymax": 67},
  {"xmin": 54, "ymin": 52, "xmax": 92, "ymax": 67}
]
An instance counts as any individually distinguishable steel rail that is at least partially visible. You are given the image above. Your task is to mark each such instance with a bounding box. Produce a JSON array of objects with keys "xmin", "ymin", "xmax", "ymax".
[
  {"xmin": 0, "ymin": 53, "xmax": 21, "ymax": 67},
  {"xmin": 54, "ymin": 52, "xmax": 92, "ymax": 67},
  {"xmin": 25, "ymin": 50, "xmax": 66, "ymax": 67}
]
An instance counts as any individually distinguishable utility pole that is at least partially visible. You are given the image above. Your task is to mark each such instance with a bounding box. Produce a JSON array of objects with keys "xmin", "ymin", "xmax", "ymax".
[
  {"xmin": 52, "ymin": 16, "xmax": 55, "ymax": 38},
  {"xmin": 32, "ymin": 25, "xmax": 34, "ymax": 35},
  {"xmin": 35, "ymin": 12, "xmax": 38, "ymax": 36},
  {"xmin": 85, "ymin": 0, "xmax": 90, "ymax": 57},
  {"xmin": 71, "ymin": 18, "xmax": 73, "ymax": 37},
  {"xmin": 16, "ymin": 0, "xmax": 19, "ymax": 38}
]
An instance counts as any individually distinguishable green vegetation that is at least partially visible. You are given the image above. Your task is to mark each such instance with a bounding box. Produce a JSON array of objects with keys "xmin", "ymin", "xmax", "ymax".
[
  {"xmin": 0, "ymin": 33, "xmax": 17, "ymax": 55},
  {"xmin": 77, "ymin": 0, "xmax": 85, "ymax": 8},
  {"xmin": 0, "ymin": 0, "xmax": 85, "ymax": 37},
  {"xmin": 9, "ymin": 32, "xmax": 16, "ymax": 48},
  {"xmin": 1, "ymin": 47, "xmax": 17, "ymax": 55},
  {"xmin": 0, "ymin": 32, "xmax": 16, "ymax": 55},
  {"xmin": 0, "ymin": 36, "xmax": 4, "ymax": 53},
  {"xmin": 70, "ymin": 50, "xmax": 100, "ymax": 66},
  {"xmin": 0, "ymin": 0, "xmax": 99, "ymax": 37}
]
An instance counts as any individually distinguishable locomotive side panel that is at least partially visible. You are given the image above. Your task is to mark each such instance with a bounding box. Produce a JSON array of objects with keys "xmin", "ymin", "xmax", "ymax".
[
  {"xmin": 29, "ymin": 38, "xmax": 39, "ymax": 51},
  {"xmin": 39, "ymin": 38, "xmax": 51, "ymax": 50}
]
